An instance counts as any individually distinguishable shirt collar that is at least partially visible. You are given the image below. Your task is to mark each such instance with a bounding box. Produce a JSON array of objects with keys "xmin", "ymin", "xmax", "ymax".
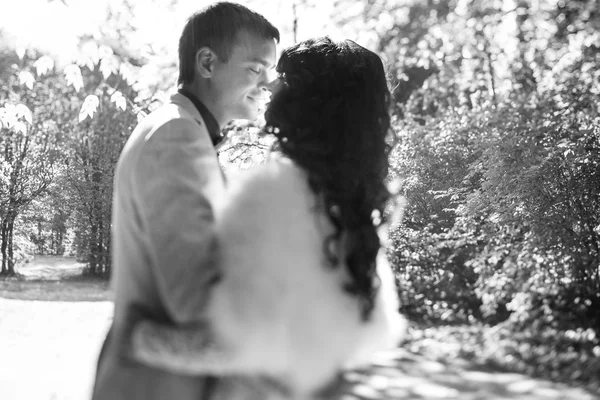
[{"xmin": 177, "ymin": 88, "xmax": 223, "ymax": 147}]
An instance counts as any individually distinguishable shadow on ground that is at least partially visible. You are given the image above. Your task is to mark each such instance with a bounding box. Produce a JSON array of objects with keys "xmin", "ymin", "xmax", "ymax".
[{"xmin": 338, "ymin": 349, "xmax": 599, "ymax": 399}]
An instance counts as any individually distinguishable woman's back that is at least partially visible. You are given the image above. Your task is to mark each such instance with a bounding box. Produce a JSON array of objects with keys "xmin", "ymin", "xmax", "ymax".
[{"xmin": 209, "ymin": 156, "xmax": 405, "ymax": 394}]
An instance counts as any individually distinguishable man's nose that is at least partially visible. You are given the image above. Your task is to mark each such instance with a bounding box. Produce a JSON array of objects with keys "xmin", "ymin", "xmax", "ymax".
[{"xmin": 263, "ymin": 77, "xmax": 279, "ymax": 92}]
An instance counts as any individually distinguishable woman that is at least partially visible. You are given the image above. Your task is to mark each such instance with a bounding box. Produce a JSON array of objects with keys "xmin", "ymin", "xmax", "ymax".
[{"xmin": 129, "ymin": 37, "xmax": 406, "ymax": 399}]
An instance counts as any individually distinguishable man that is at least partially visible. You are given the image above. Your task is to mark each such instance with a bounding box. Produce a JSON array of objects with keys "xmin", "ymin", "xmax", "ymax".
[{"xmin": 91, "ymin": 3, "xmax": 279, "ymax": 399}]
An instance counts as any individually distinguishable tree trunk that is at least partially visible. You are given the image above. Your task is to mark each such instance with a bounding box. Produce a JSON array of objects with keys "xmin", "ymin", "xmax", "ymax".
[
  {"xmin": 57, "ymin": 229, "xmax": 64, "ymax": 255},
  {"xmin": 97, "ymin": 209, "xmax": 104, "ymax": 274},
  {"xmin": 38, "ymin": 220, "xmax": 45, "ymax": 254},
  {"xmin": 1, "ymin": 218, "xmax": 8, "ymax": 275},
  {"xmin": 87, "ymin": 166, "xmax": 107, "ymax": 276},
  {"xmin": 104, "ymin": 214, "xmax": 111, "ymax": 277},
  {"xmin": 88, "ymin": 220, "xmax": 99, "ymax": 275},
  {"xmin": 7, "ymin": 215, "xmax": 15, "ymax": 275},
  {"xmin": 0, "ymin": 213, "xmax": 17, "ymax": 276}
]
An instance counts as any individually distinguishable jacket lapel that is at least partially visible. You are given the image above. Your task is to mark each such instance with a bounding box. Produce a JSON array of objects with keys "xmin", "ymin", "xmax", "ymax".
[{"xmin": 169, "ymin": 93, "xmax": 228, "ymax": 183}]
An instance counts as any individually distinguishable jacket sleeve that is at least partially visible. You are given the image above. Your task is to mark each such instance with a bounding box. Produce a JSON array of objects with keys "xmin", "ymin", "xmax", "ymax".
[{"xmin": 132, "ymin": 118, "xmax": 225, "ymax": 324}]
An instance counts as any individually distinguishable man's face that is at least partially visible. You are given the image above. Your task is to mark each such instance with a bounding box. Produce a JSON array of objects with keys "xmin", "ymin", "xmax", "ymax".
[{"xmin": 210, "ymin": 31, "xmax": 277, "ymax": 123}]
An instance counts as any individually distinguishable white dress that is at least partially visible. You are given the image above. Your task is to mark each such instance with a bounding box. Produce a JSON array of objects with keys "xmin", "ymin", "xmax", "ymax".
[{"xmin": 132, "ymin": 156, "xmax": 406, "ymax": 399}]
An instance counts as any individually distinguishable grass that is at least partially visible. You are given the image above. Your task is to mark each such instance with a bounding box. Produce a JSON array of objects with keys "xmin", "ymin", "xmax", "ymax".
[
  {"xmin": 1, "ymin": 255, "xmax": 598, "ymax": 400},
  {"xmin": 0, "ymin": 278, "xmax": 111, "ymax": 301},
  {"xmin": 0, "ymin": 255, "xmax": 112, "ymax": 302}
]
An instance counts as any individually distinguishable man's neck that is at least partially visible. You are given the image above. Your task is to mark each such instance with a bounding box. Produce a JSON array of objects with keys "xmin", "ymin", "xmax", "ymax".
[
  {"xmin": 178, "ymin": 85, "xmax": 223, "ymax": 147},
  {"xmin": 180, "ymin": 83, "xmax": 225, "ymax": 129}
]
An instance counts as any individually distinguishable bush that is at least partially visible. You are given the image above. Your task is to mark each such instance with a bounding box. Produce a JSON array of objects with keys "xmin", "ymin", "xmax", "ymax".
[
  {"xmin": 485, "ymin": 285, "xmax": 600, "ymax": 388},
  {"xmin": 389, "ymin": 225, "xmax": 481, "ymax": 323}
]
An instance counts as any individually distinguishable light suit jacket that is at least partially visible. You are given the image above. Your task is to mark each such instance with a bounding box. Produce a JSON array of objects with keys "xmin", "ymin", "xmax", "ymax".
[{"xmin": 91, "ymin": 92, "xmax": 227, "ymax": 400}]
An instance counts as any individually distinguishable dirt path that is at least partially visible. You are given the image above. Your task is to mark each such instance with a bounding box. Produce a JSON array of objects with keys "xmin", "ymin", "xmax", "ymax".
[
  {"xmin": 0, "ymin": 257, "xmax": 598, "ymax": 400},
  {"xmin": 16, "ymin": 255, "xmax": 90, "ymax": 281},
  {"xmin": 339, "ymin": 349, "xmax": 599, "ymax": 399}
]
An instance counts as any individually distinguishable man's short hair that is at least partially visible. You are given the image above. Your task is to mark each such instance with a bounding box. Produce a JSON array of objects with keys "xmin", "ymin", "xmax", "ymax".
[{"xmin": 178, "ymin": 2, "xmax": 280, "ymax": 85}]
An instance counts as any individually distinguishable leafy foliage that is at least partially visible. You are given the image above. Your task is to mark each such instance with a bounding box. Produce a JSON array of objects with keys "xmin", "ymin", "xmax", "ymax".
[
  {"xmin": 0, "ymin": 49, "xmax": 68, "ymax": 274},
  {"xmin": 363, "ymin": 0, "xmax": 600, "ymax": 387},
  {"xmin": 0, "ymin": 28, "xmax": 142, "ymax": 276}
]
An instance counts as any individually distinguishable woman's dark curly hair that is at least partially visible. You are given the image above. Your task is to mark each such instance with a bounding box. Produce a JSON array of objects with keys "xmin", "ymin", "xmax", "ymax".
[{"xmin": 264, "ymin": 37, "xmax": 393, "ymax": 321}]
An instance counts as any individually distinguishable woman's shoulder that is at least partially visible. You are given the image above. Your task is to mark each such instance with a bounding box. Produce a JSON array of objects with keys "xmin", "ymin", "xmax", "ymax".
[
  {"xmin": 235, "ymin": 154, "xmax": 306, "ymax": 194},
  {"xmin": 258, "ymin": 152, "xmax": 302, "ymax": 177},
  {"xmin": 223, "ymin": 154, "xmax": 312, "ymax": 214},
  {"xmin": 217, "ymin": 154, "xmax": 321, "ymax": 243}
]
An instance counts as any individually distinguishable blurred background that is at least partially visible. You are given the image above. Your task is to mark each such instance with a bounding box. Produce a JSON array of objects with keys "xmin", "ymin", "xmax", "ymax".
[{"xmin": 0, "ymin": 0, "xmax": 599, "ymax": 394}]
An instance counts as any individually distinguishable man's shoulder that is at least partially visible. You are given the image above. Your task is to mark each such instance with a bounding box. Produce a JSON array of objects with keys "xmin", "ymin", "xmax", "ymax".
[
  {"xmin": 143, "ymin": 101, "xmax": 202, "ymax": 131},
  {"xmin": 130, "ymin": 100, "xmax": 209, "ymax": 146},
  {"xmin": 118, "ymin": 99, "xmax": 212, "ymax": 167}
]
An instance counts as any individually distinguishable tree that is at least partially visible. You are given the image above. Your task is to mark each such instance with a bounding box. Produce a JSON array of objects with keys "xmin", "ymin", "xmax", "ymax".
[
  {"xmin": 60, "ymin": 41, "xmax": 141, "ymax": 276},
  {"xmin": 1, "ymin": 26, "xmax": 142, "ymax": 276},
  {"xmin": 0, "ymin": 51, "xmax": 68, "ymax": 275}
]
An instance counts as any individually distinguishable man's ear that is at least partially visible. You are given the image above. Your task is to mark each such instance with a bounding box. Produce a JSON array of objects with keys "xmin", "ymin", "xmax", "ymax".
[{"xmin": 195, "ymin": 47, "xmax": 217, "ymax": 78}]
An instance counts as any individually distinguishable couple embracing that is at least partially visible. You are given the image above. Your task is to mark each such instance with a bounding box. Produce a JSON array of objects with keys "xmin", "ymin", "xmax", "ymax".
[{"xmin": 91, "ymin": 2, "xmax": 406, "ymax": 400}]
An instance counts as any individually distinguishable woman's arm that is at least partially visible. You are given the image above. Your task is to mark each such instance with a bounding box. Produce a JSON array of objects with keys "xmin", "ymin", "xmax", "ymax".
[
  {"xmin": 130, "ymin": 320, "xmax": 235, "ymax": 375},
  {"xmin": 129, "ymin": 320, "xmax": 293, "ymax": 396},
  {"xmin": 129, "ymin": 158, "xmax": 321, "ymax": 380},
  {"xmin": 128, "ymin": 159, "xmax": 300, "ymax": 376}
]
